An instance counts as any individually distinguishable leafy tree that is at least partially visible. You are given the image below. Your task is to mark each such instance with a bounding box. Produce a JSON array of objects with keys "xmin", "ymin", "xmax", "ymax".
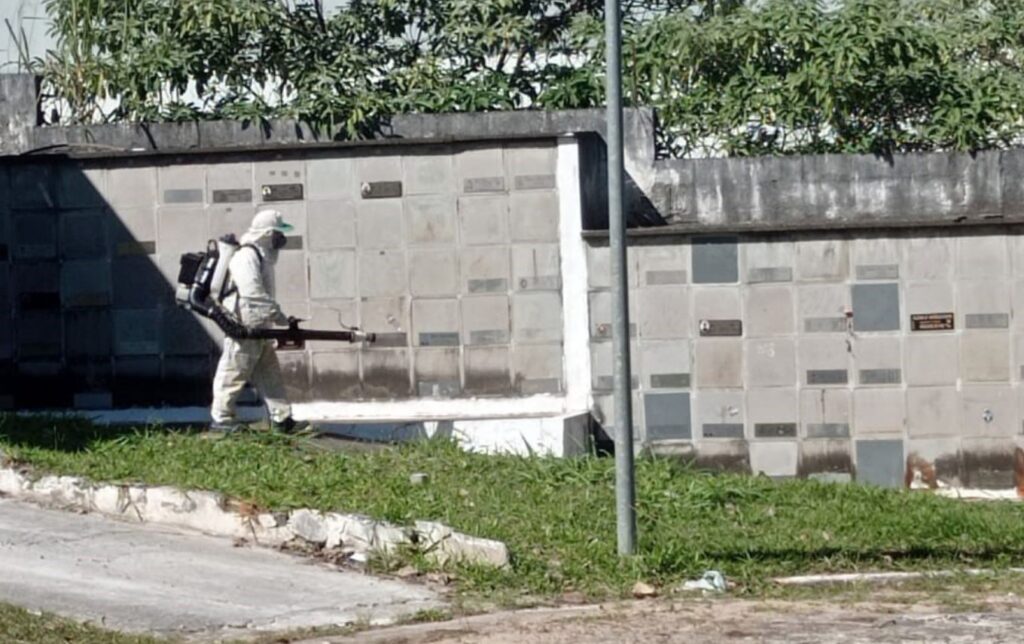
[{"xmin": 38, "ymin": 0, "xmax": 1024, "ymax": 157}]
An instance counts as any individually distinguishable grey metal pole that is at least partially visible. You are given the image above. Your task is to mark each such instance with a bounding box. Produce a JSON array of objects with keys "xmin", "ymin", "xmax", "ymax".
[{"xmin": 605, "ymin": 0, "xmax": 636, "ymax": 556}]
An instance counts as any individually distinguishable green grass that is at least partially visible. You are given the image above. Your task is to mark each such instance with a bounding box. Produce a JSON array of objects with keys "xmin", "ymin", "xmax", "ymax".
[
  {"xmin": 0, "ymin": 603, "xmax": 164, "ymax": 644},
  {"xmin": 5, "ymin": 413, "xmax": 1024, "ymax": 601}
]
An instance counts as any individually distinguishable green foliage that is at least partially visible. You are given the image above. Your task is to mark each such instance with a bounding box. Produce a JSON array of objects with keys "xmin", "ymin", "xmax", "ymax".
[
  {"xmin": 39, "ymin": 0, "xmax": 1024, "ymax": 156},
  {"xmin": 6, "ymin": 416, "xmax": 1024, "ymax": 600},
  {"xmin": 635, "ymin": 0, "xmax": 1024, "ymax": 156},
  {"xmin": 0, "ymin": 602, "xmax": 162, "ymax": 644}
]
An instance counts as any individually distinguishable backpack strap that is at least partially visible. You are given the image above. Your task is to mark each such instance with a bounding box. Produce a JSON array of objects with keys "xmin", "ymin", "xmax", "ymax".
[
  {"xmin": 240, "ymin": 243, "xmax": 264, "ymax": 268},
  {"xmin": 219, "ymin": 244, "xmax": 264, "ymax": 302}
]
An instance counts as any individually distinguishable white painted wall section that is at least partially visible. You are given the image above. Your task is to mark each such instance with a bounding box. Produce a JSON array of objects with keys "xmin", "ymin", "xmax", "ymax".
[{"xmin": 557, "ymin": 134, "xmax": 593, "ymax": 413}]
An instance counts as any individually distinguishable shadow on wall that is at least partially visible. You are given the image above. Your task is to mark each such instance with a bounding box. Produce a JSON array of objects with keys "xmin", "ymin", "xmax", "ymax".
[{"xmin": 1, "ymin": 158, "xmax": 217, "ymax": 410}]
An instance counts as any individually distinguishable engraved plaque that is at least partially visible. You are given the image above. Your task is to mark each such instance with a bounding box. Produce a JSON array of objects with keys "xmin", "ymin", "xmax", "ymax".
[
  {"xmin": 464, "ymin": 176, "xmax": 505, "ymax": 193},
  {"xmin": 419, "ymin": 332, "xmax": 460, "ymax": 347},
  {"xmin": 646, "ymin": 270, "xmax": 687, "ymax": 285},
  {"xmin": 370, "ymin": 332, "xmax": 408, "ymax": 347},
  {"xmin": 650, "ymin": 373, "xmax": 691, "ymax": 389},
  {"xmin": 807, "ymin": 369, "xmax": 848, "ymax": 385},
  {"xmin": 260, "ymin": 183, "xmax": 304, "ymax": 202},
  {"xmin": 965, "ymin": 313, "xmax": 1009, "ymax": 329},
  {"xmin": 163, "ymin": 188, "xmax": 203, "ymax": 204},
  {"xmin": 806, "ymin": 423, "xmax": 850, "ymax": 438},
  {"xmin": 754, "ymin": 423, "xmax": 797, "ymax": 438},
  {"xmin": 698, "ymin": 319, "xmax": 742, "ymax": 337},
  {"xmin": 116, "ymin": 240, "xmax": 156, "ymax": 256},
  {"xmin": 910, "ymin": 312, "xmax": 954, "ymax": 331},
  {"xmin": 212, "ymin": 188, "xmax": 252, "ymax": 203},
  {"xmin": 703, "ymin": 423, "xmax": 744, "ymax": 439},
  {"xmin": 859, "ymin": 368, "xmax": 901, "ymax": 385},
  {"xmin": 468, "ymin": 278, "xmax": 508, "ymax": 293},
  {"xmin": 514, "ymin": 174, "xmax": 556, "ymax": 190},
  {"xmin": 856, "ymin": 264, "xmax": 899, "ymax": 280},
  {"xmin": 360, "ymin": 181, "xmax": 403, "ymax": 199},
  {"xmin": 469, "ymin": 329, "xmax": 509, "ymax": 345}
]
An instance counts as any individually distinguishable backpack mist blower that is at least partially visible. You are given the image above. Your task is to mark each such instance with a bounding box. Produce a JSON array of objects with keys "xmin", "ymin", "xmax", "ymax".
[{"xmin": 174, "ymin": 235, "xmax": 375, "ymax": 349}]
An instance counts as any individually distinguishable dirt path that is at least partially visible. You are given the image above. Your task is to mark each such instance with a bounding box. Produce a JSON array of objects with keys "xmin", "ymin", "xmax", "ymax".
[{"xmin": 320, "ymin": 594, "xmax": 1024, "ymax": 644}]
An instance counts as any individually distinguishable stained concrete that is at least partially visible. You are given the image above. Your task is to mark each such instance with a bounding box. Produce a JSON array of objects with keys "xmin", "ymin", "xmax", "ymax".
[{"xmin": 0, "ymin": 498, "xmax": 441, "ymax": 638}]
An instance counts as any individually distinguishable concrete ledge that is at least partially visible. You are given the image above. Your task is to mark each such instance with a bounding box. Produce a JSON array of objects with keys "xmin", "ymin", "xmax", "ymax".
[
  {"xmin": 69, "ymin": 407, "xmax": 595, "ymax": 458},
  {"xmin": 0, "ymin": 462, "xmax": 509, "ymax": 568}
]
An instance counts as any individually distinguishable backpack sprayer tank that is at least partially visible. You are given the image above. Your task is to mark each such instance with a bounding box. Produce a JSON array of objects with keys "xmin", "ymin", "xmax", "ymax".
[{"xmin": 176, "ymin": 236, "xmax": 374, "ymax": 347}]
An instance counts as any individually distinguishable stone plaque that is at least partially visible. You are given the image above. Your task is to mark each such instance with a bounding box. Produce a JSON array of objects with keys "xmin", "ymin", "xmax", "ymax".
[
  {"xmin": 698, "ymin": 319, "xmax": 742, "ymax": 337},
  {"xmin": 163, "ymin": 188, "xmax": 203, "ymax": 204},
  {"xmin": 419, "ymin": 332, "xmax": 460, "ymax": 347},
  {"xmin": 469, "ymin": 329, "xmax": 509, "ymax": 345},
  {"xmin": 116, "ymin": 240, "xmax": 156, "ymax": 256},
  {"xmin": 911, "ymin": 312, "xmax": 954, "ymax": 331},
  {"xmin": 260, "ymin": 183, "xmax": 304, "ymax": 202},
  {"xmin": 754, "ymin": 423, "xmax": 797, "ymax": 438},
  {"xmin": 212, "ymin": 188, "xmax": 252, "ymax": 203},
  {"xmin": 859, "ymin": 368, "xmax": 901, "ymax": 385},
  {"xmin": 464, "ymin": 177, "xmax": 505, "ymax": 193},
  {"xmin": 360, "ymin": 181, "xmax": 403, "ymax": 199},
  {"xmin": 646, "ymin": 270, "xmax": 687, "ymax": 285},
  {"xmin": 514, "ymin": 174, "xmax": 556, "ymax": 190},
  {"xmin": 965, "ymin": 313, "xmax": 1009, "ymax": 329},
  {"xmin": 650, "ymin": 373, "xmax": 691, "ymax": 389},
  {"xmin": 806, "ymin": 423, "xmax": 850, "ymax": 438},
  {"xmin": 703, "ymin": 423, "xmax": 744, "ymax": 439},
  {"xmin": 468, "ymin": 278, "xmax": 508, "ymax": 293},
  {"xmin": 807, "ymin": 369, "xmax": 848, "ymax": 385}
]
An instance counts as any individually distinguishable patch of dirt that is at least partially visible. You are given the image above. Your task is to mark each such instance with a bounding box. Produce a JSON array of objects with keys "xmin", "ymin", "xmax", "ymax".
[{"xmin": 324, "ymin": 594, "xmax": 1024, "ymax": 644}]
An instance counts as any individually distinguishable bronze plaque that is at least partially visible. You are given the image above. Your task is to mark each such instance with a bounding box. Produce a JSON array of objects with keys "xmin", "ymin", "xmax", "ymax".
[
  {"xmin": 698, "ymin": 319, "xmax": 742, "ymax": 337},
  {"xmin": 911, "ymin": 312, "xmax": 954, "ymax": 331}
]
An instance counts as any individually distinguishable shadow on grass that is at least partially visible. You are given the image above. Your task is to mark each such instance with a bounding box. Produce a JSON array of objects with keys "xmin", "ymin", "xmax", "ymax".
[
  {"xmin": 695, "ymin": 545, "xmax": 1024, "ymax": 569},
  {"xmin": 0, "ymin": 413, "xmax": 201, "ymax": 453}
]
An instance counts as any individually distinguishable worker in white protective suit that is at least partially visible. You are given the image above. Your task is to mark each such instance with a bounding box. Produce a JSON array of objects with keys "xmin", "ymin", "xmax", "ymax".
[{"xmin": 210, "ymin": 208, "xmax": 308, "ymax": 433}]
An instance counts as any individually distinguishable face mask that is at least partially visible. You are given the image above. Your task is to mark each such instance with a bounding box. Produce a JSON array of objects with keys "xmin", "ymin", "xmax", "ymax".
[{"xmin": 271, "ymin": 230, "xmax": 287, "ymax": 250}]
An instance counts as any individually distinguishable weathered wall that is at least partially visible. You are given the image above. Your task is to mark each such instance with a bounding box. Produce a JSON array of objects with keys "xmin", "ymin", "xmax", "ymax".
[
  {"xmin": 5, "ymin": 75, "xmax": 1024, "ymax": 483},
  {"xmin": 0, "ymin": 140, "xmax": 568, "ymax": 409},
  {"xmin": 645, "ymin": 151, "xmax": 1022, "ymax": 231},
  {"xmin": 586, "ymin": 229, "xmax": 1024, "ymax": 488}
]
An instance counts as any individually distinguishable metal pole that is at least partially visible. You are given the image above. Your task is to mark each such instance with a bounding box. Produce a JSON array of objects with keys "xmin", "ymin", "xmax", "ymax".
[{"xmin": 605, "ymin": 0, "xmax": 636, "ymax": 556}]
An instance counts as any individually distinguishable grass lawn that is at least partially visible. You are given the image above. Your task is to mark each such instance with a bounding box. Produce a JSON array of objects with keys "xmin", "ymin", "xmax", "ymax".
[
  {"xmin": 4, "ymin": 413, "xmax": 1024, "ymax": 602},
  {"xmin": 0, "ymin": 603, "xmax": 162, "ymax": 644}
]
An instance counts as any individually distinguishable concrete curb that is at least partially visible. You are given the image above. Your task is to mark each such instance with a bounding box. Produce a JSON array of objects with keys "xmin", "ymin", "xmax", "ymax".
[
  {"xmin": 771, "ymin": 568, "xmax": 1024, "ymax": 587},
  {"xmin": 0, "ymin": 461, "xmax": 509, "ymax": 568}
]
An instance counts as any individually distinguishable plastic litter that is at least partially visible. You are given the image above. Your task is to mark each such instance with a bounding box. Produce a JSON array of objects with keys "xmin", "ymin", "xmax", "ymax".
[{"xmin": 680, "ymin": 570, "xmax": 727, "ymax": 593}]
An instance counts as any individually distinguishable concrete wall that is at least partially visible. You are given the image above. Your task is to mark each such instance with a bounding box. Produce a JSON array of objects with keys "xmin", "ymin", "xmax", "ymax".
[
  {"xmin": 5, "ymin": 76, "xmax": 1024, "ymax": 482},
  {"xmin": 586, "ymin": 229, "xmax": 1024, "ymax": 488},
  {"xmin": 0, "ymin": 141, "xmax": 572, "ymax": 412}
]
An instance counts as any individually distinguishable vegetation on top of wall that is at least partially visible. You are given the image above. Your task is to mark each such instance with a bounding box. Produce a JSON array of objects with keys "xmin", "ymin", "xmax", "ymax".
[{"xmin": 37, "ymin": 0, "xmax": 1024, "ymax": 158}]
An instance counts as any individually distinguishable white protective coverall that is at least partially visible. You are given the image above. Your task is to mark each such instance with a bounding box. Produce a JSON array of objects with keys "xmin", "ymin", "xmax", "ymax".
[{"xmin": 210, "ymin": 211, "xmax": 293, "ymax": 425}]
